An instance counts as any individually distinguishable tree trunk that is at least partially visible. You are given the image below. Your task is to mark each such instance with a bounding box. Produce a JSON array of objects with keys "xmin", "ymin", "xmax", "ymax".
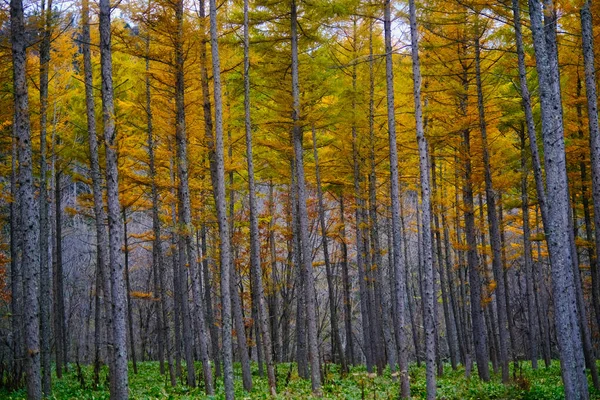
[
  {"xmin": 197, "ymin": 0, "xmax": 222, "ymax": 382},
  {"xmin": 313, "ymin": 127, "xmax": 347, "ymax": 374},
  {"xmin": 408, "ymin": 0, "xmax": 436, "ymax": 395},
  {"xmin": 581, "ymin": 0, "xmax": 600, "ymax": 342},
  {"xmin": 520, "ymin": 124, "xmax": 539, "ymax": 369},
  {"xmin": 208, "ymin": 0, "xmax": 235, "ymax": 395},
  {"xmin": 350, "ymin": 18, "xmax": 372, "ymax": 373},
  {"xmin": 432, "ymin": 156, "xmax": 458, "ymax": 370},
  {"xmin": 290, "ymin": 1, "xmax": 321, "ymax": 393},
  {"xmin": 528, "ymin": 1, "xmax": 589, "ymax": 397},
  {"xmin": 38, "ymin": 0, "xmax": 53, "ymax": 393},
  {"xmin": 10, "ymin": 0, "xmax": 42, "ymax": 394},
  {"xmin": 462, "ymin": 126, "xmax": 490, "ymax": 382},
  {"xmin": 268, "ymin": 183, "xmax": 281, "ymax": 363},
  {"xmin": 241, "ymin": 3, "xmax": 277, "ymax": 384},
  {"xmin": 338, "ymin": 196, "xmax": 355, "ymax": 365},
  {"xmin": 367, "ymin": 22, "xmax": 396, "ymax": 375},
  {"xmin": 122, "ymin": 209, "xmax": 138, "ymax": 374},
  {"xmin": 54, "ymin": 169, "xmax": 67, "ymax": 379},
  {"xmin": 82, "ymin": 0, "xmax": 114, "ymax": 386},
  {"xmin": 384, "ymin": 0, "xmax": 410, "ymax": 396},
  {"xmin": 474, "ymin": 32, "xmax": 509, "ymax": 383},
  {"xmin": 99, "ymin": 0, "xmax": 129, "ymax": 393},
  {"xmin": 144, "ymin": 34, "xmax": 176, "ymax": 387},
  {"xmin": 10, "ymin": 128, "xmax": 24, "ymax": 388}
]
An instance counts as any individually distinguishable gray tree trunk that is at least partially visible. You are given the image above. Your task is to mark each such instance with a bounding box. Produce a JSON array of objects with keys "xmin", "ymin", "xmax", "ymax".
[
  {"xmin": 474, "ymin": 32, "xmax": 509, "ymax": 383},
  {"xmin": 144, "ymin": 35, "xmax": 176, "ymax": 387},
  {"xmin": 197, "ymin": 0, "xmax": 222, "ymax": 381},
  {"xmin": 208, "ymin": 0, "xmax": 235, "ymax": 396},
  {"xmin": 312, "ymin": 127, "xmax": 347, "ymax": 374},
  {"xmin": 82, "ymin": 0, "xmax": 114, "ymax": 386},
  {"xmin": 528, "ymin": 1, "xmax": 589, "ymax": 398},
  {"xmin": 432, "ymin": 156, "xmax": 459, "ymax": 370},
  {"xmin": 367, "ymin": 22, "xmax": 396, "ymax": 375},
  {"xmin": 581, "ymin": 0, "xmax": 600, "ymax": 342},
  {"xmin": 338, "ymin": 196, "xmax": 355, "ymax": 365},
  {"xmin": 408, "ymin": 0, "xmax": 436, "ymax": 396},
  {"xmin": 462, "ymin": 122, "xmax": 490, "ymax": 382},
  {"xmin": 10, "ymin": 0, "xmax": 42, "ymax": 394},
  {"xmin": 38, "ymin": 0, "xmax": 52, "ymax": 393},
  {"xmin": 384, "ymin": 0, "xmax": 410, "ymax": 396},
  {"xmin": 122, "ymin": 209, "xmax": 138, "ymax": 375},
  {"xmin": 350, "ymin": 18, "xmax": 372, "ymax": 373},
  {"xmin": 242, "ymin": 1, "xmax": 276, "ymax": 388},
  {"xmin": 520, "ymin": 126, "xmax": 539, "ymax": 369},
  {"xmin": 99, "ymin": 0, "xmax": 129, "ymax": 394},
  {"xmin": 290, "ymin": 1, "xmax": 321, "ymax": 393},
  {"xmin": 174, "ymin": 0, "xmax": 196, "ymax": 387},
  {"xmin": 10, "ymin": 130, "xmax": 24, "ymax": 387}
]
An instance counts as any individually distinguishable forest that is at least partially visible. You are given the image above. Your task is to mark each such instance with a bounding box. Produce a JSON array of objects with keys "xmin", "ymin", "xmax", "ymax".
[{"xmin": 2, "ymin": 0, "xmax": 600, "ymax": 398}]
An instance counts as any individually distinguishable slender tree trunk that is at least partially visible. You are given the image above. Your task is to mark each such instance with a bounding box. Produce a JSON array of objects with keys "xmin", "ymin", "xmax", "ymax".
[
  {"xmin": 99, "ymin": 0, "xmax": 129, "ymax": 393},
  {"xmin": 462, "ymin": 126, "xmax": 490, "ymax": 382},
  {"xmin": 226, "ymin": 114, "xmax": 253, "ymax": 393},
  {"xmin": 432, "ymin": 156, "xmax": 458, "ymax": 370},
  {"xmin": 38, "ymin": 0, "xmax": 53, "ymax": 393},
  {"xmin": 54, "ymin": 169, "xmax": 68, "ymax": 378},
  {"xmin": 338, "ymin": 196, "xmax": 355, "ymax": 365},
  {"xmin": 82, "ymin": 0, "xmax": 114, "ymax": 387},
  {"xmin": 197, "ymin": 0, "xmax": 221, "ymax": 382},
  {"xmin": 367, "ymin": 22, "xmax": 396, "ymax": 375},
  {"xmin": 291, "ymin": 164, "xmax": 308, "ymax": 378},
  {"xmin": 313, "ymin": 127, "xmax": 347, "ymax": 374},
  {"xmin": 290, "ymin": 2, "xmax": 321, "ymax": 393},
  {"xmin": 241, "ymin": 34, "xmax": 278, "ymax": 382},
  {"xmin": 201, "ymin": 223, "xmax": 221, "ymax": 379},
  {"xmin": 122, "ymin": 209, "xmax": 138, "ymax": 374},
  {"xmin": 529, "ymin": 1, "xmax": 589, "ymax": 397},
  {"xmin": 581, "ymin": 0, "xmax": 600, "ymax": 340},
  {"xmin": 174, "ymin": 0, "xmax": 197, "ymax": 386},
  {"xmin": 208, "ymin": 0, "xmax": 235, "ymax": 395},
  {"xmin": 144, "ymin": 35, "xmax": 176, "ymax": 386},
  {"xmin": 268, "ymin": 183, "xmax": 281, "ymax": 363},
  {"xmin": 10, "ymin": 129, "xmax": 24, "ymax": 387},
  {"xmin": 350, "ymin": 18, "xmax": 372, "ymax": 373},
  {"xmin": 520, "ymin": 125, "xmax": 539, "ymax": 369},
  {"xmin": 10, "ymin": 0, "xmax": 41, "ymax": 394},
  {"xmin": 408, "ymin": 0, "xmax": 436, "ymax": 395},
  {"xmin": 474, "ymin": 32, "xmax": 509, "ymax": 383},
  {"xmin": 384, "ymin": 1, "xmax": 410, "ymax": 396}
]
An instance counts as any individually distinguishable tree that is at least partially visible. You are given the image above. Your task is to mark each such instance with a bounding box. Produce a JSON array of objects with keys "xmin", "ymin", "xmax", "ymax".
[
  {"xmin": 99, "ymin": 0, "xmax": 129, "ymax": 395},
  {"xmin": 11, "ymin": 0, "xmax": 42, "ymax": 396}
]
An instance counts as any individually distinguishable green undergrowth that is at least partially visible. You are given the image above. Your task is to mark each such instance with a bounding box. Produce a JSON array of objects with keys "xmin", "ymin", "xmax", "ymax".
[{"xmin": 2, "ymin": 360, "xmax": 599, "ymax": 399}]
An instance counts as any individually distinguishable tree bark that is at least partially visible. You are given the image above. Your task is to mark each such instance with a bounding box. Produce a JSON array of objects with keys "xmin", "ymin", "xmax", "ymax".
[
  {"xmin": 38, "ymin": 0, "xmax": 53, "ymax": 393},
  {"xmin": 474, "ymin": 32, "xmax": 509, "ymax": 383},
  {"xmin": 581, "ymin": 0, "xmax": 600, "ymax": 340},
  {"xmin": 10, "ymin": 0, "xmax": 42, "ymax": 394},
  {"xmin": 208, "ymin": 0, "xmax": 236, "ymax": 395},
  {"xmin": 290, "ymin": 1, "xmax": 321, "ymax": 393},
  {"xmin": 312, "ymin": 127, "xmax": 347, "ymax": 374},
  {"xmin": 338, "ymin": 196, "xmax": 355, "ymax": 365},
  {"xmin": 99, "ymin": 0, "xmax": 129, "ymax": 394},
  {"xmin": 384, "ymin": 0, "xmax": 410, "ymax": 396},
  {"xmin": 528, "ymin": 1, "xmax": 589, "ymax": 398},
  {"xmin": 122, "ymin": 209, "xmax": 138, "ymax": 374},
  {"xmin": 82, "ymin": 0, "xmax": 114, "ymax": 386},
  {"xmin": 408, "ymin": 0, "xmax": 436, "ymax": 395},
  {"xmin": 144, "ymin": 34, "xmax": 176, "ymax": 387}
]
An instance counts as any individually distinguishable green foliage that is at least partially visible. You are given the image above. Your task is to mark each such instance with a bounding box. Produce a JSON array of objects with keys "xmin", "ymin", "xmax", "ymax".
[{"xmin": 2, "ymin": 361, "xmax": 599, "ymax": 399}]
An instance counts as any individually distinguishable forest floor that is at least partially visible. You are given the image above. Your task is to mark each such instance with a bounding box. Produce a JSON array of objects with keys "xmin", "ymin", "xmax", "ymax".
[{"xmin": 2, "ymin": 360, "xmax": 600, "ymax": 399}]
